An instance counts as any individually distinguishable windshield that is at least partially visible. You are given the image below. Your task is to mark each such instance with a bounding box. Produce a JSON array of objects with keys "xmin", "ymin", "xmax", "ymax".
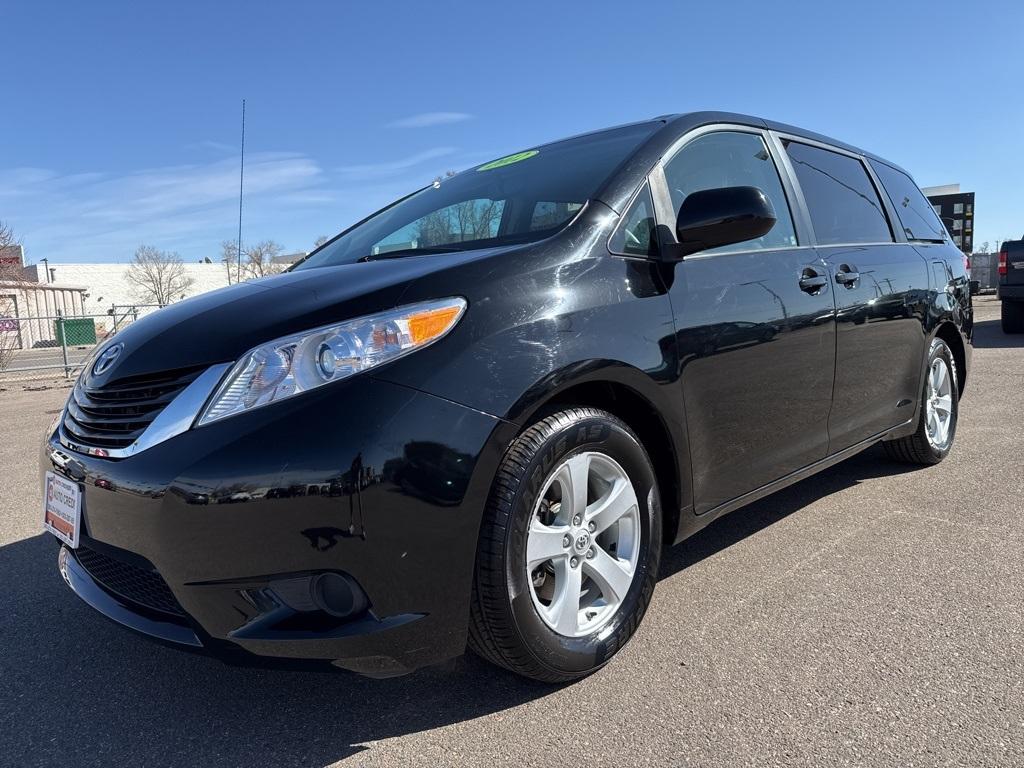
[{"xmin": 293, "ymin": 121, "xmax": 659, "ymax": 269}]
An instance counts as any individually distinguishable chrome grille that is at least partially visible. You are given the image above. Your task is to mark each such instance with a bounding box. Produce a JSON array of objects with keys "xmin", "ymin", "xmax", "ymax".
[{"xmin": 62, "ymin": 367, "xmax": 204, "ymax": 451}]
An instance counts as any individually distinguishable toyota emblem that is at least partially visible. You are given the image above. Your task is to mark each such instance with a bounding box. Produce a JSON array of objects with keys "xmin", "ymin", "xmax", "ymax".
[{"xmin": 92, "ymin": 343, "xmax": 124, "ymax": 376}]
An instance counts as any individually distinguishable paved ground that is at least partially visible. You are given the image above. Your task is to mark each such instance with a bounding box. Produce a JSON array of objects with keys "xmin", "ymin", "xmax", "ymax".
[{"xmin": 1, "ymin": 295, "xmax": 1021, "ymax": 767}]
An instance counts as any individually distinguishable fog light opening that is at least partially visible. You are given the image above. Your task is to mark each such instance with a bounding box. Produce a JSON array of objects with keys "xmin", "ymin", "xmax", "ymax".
[{"xmin": 310, "ymin": 572, "xmax": 368, "ymax": 618}]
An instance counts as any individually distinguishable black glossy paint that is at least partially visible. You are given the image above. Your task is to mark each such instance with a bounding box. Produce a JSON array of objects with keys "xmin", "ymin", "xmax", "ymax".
[
  {"xmin": 41, "ymin": 112, "xmax": 972, "ymax": 675},
  {"xmin": 668, "ymin": 245, "xmax": 837, "ymax": 514},
  {"xmin": 673, "ymin": 186, "xmax": 777, "ymax": 256}
]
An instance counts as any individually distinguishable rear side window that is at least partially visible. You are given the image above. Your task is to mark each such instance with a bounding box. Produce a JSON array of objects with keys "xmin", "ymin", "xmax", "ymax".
[
  {"xmin": 869, "ymin": 161, "xmax": 948, "ymax": 243},
  {"xmin": 783, "ymin": 141, "xmax": 892, "ymax": 245}
]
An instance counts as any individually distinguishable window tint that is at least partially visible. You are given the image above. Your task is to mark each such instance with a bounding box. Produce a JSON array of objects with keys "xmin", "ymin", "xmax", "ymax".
[
  {"xmin": 663, "ymin": 131, "xmax": 797, "ymax": 253},
  {"xmin": 783, "ymin": 141, "xmax": 892, "ymax": 245},
  {"xmin": 869, "ymin": 160, "xmax": 948, "ymax": 243},
  {"xmin": 608, "ymin": 183, "xmax": 656, "ymax": 256}
]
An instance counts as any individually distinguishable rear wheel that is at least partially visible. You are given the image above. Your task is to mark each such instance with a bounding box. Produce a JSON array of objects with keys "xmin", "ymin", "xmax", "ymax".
[
  {"xmin": 883, "ymin": 338, "xmax": 959, "ymax": 465},
  {"xmin": 1002, "ymin": 300, "xmax": 1024, "ymax": 333},
  {"xmin": 468, "ymin": 408, "xmax": 661, "ymax": 682}
]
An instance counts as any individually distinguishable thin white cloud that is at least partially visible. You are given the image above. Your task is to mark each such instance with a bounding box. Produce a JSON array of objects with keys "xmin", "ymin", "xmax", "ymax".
[
  {"xmin": 3, "ymin": 152, "xmax": 327, "ymax": 262},
  {"xmin": 388, "ymin": 112, "xmax": 474, "ymax": 129},
  {"xmin": 2, "ymin": 144, "xmax": 493, "ymax": 264},
  {"xmin": 336, "ymin": 147, "xmax": 457, "ymax": 181},
  {"xmin": 185, "ymin": 139, "xmax": 238, "ymax": 154}
]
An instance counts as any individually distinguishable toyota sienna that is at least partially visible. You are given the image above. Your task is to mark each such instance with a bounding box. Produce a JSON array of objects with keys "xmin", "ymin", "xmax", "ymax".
[{"xmin": 42, "ymin": 112, "xmax": 972, "ymax": 682}]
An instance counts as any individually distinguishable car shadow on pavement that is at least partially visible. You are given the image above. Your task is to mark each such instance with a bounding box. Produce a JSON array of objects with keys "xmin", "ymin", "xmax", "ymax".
[
  {"xmin": 0, "ymin": 445, "xmax": 919, "ymax": 767},
  {"xmin": 971, "ymin": 318, "xmax": 1024, "ymax": 349},
  {"xmin": 0, "ymin": 533, "xmax": 558, "ymax": 766},
  {"xmin": 660, "ymin": 444, "xmax": 919, "ymax": 579}
]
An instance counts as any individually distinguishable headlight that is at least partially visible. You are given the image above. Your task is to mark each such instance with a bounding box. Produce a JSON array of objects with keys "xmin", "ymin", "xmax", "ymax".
[{"xmin": 197, "ymin": 297, "xmax": 466, "ymax": 425}]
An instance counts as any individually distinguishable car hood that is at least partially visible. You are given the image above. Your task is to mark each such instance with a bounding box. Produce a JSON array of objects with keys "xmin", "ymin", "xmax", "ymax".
[{"xmin": 88, "ymin": 247, "xmax": 515, "ymax": 385}]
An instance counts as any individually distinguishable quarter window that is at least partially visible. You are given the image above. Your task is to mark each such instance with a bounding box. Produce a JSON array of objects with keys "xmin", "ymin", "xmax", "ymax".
[
  {"xmin": 663, "ymin": 131, "xmax": 797, "ymax": 254},
  {"xmin": 870, "ymin": 160, "xmax": 949, "ymax": 243},
  {"xmin": 783, "ymin": 141, "xmax": 892, "ymax": 245},
  {"xmin": 608, "ymin": 183, "xmax": 656, "ymax": 257}
]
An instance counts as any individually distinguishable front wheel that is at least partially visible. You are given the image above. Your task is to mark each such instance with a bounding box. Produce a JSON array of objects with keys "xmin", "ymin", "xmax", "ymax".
[
  {"xmin": 468, "ymin": 408, "xmax": 661, "ymax": 682},
  {"xmin": 883, "ymin": 337, "xmax": 959, "ymax": 465}
]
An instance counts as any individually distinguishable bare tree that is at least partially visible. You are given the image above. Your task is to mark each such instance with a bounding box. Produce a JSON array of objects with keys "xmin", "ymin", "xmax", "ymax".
[
  {"xmin": 125, "ymin": 245, "xmax": 195, "ymax": 306},
  {"xmin": 0, "ymin": 220, "xmax": 26, "ymax": 371},
  {"xmin": 415, "ymin": 199, "xmax": 502, "ymax": 247},
  {"xmin": 220, "ymin": 240, "xmax": 240, "ymax": 284},
  {"xmin": 0, "ymin": 220, "xmax": 16, "ymax": 251},
  {"xmin": 313, "ymin": 235, "xmax": 330, "ymax": 249},
  {"xmin": 242, "ymin": 240, "xmax": 286, "ymax": 279}
]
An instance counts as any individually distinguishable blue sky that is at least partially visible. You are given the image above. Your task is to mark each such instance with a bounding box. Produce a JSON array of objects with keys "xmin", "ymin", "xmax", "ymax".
[{"xmin": 2, "ymin": 0, "xmax": 1022, "ymax": 264}]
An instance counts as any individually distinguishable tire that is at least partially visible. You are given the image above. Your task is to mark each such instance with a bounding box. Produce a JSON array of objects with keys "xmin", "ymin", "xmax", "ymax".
[
  {"xmin": 468, "ymin": 407, "xmax": 662, "ymax": 682},
  {"xmin": 1002, "ymin": 300, "xmax": 1024, "ymax": 334},
  {"xmin": 883, "ymin": 338, "xmax": 959, "ymax": 465}
]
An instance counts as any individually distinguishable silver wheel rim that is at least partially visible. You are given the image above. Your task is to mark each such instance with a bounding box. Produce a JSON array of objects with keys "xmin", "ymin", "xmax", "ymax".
[
  {"xmin": 525, "ymin": 451, "xmax": 641, "ymax": 638},
  {"xmin": 925, "ymin": 357, "xmax": 954, "ymax": 450}
]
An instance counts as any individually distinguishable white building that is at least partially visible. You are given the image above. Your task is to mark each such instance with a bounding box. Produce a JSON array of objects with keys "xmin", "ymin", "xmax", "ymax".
[
  {"xmin": 22, "ymin": 261, "xmax": 232, "ymax": 314},
  {"xmin": 1, "ymin": 280, "xmax": 90, "ymax": 349}
]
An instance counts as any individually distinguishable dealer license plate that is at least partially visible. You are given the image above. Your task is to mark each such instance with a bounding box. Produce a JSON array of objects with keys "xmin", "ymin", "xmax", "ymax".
[{"xmin": 43, "ymin": 471, "xmax": 81, "ymax": 548}]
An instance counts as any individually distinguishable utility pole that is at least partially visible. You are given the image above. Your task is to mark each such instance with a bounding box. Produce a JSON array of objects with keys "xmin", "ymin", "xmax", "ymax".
[{"xmin": 236, "ymin": 99, "xmax": 246, "ymax": 284}]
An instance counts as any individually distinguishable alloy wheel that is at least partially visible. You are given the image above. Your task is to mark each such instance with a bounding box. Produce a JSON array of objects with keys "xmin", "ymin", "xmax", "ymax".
[
  {"xmin": 525, "ymin": 451, "xmax": 641, "ymax": 638},
  {"xmin": 925, "ymin": 357, "xmax": 954, "ymax": 450}
]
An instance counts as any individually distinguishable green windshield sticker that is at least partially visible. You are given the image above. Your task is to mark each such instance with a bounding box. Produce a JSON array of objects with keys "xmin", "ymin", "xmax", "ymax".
[{"xmin": 477, "ymin": 150, "xmax": 538, "ymax": 171}]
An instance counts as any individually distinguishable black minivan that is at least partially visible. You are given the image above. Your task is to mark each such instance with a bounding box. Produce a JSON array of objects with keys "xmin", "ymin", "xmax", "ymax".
[{"xmin": 42, "ymin": 112, "xmax": 972, "ymax": 682}]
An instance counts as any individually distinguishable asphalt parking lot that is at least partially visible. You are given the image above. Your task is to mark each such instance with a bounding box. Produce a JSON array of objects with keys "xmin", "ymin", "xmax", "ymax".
[{"xmin": 0, "ymin": 295, "xmax": 1021, "ymax": 768}]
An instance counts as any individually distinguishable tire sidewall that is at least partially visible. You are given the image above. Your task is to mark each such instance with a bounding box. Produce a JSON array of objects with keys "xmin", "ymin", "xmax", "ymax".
[
  {"xmin": 924, "ymin": 338, "xmax": 959, "ymax": 459},
  {"xmin": 504, "ymin": 413, "xmax": 661, "ymax": 676}
]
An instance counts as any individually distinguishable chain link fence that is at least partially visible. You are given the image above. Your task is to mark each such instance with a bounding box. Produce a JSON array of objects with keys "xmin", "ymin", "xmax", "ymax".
[{"xmin": 0, "ymin": 304, "xmax": 163, "ymax": 384}]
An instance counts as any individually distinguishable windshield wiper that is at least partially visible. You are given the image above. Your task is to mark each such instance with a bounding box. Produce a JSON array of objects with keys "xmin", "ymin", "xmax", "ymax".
[{"xmin": 358, "ymin": 246, "xmax": 464, "ymax": 262}]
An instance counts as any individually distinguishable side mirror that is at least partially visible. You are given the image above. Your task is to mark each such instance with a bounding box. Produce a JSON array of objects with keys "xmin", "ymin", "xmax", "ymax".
[{"xmin": 672, "ymin": 186, "xmax": 777, "ymax": 258}]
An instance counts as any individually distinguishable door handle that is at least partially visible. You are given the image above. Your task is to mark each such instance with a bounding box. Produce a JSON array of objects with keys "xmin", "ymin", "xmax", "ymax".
[
  {"xmin": 835, "ymin": 264, "xmax": 860, "ymax": 287},
  {"xmin": 799, "ymin": 267, "xmax": 828, "ymax": 294}
]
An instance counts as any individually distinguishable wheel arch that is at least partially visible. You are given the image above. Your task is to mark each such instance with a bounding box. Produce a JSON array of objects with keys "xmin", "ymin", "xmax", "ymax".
[
  {"xmin": 934, "ymin": 321, "xmax": 967, "ymax": 397},
  {"xmin": 506, "ymin": 365, "xmax": 687, "ymax": 548}
]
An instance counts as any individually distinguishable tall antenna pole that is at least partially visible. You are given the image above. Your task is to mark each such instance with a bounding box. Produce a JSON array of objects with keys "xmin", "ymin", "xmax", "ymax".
[{"xmin": 236, "ymin": 98, "xmax": 246, "ymax": 283}]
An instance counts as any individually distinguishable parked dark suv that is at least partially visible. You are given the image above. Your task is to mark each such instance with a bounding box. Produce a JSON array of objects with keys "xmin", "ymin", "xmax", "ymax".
[
  {"xmin": 998, "ymin": 238, "xmax": 1024, "ymax": 332},
  {"xmin": 41, "ymin": 112, "xmax": 972, "ymax": 682}
]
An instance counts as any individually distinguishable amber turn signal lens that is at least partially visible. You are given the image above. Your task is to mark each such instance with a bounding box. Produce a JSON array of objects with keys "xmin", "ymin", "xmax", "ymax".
[{"xmin": 407, "ymin": 305, "xmax": 463, "ymax": 345}]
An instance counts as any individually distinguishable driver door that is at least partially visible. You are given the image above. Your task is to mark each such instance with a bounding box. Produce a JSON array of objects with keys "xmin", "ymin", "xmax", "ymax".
[{"xmin": 652, "ymin": 128, "xmax": 838, "ymax": 514}]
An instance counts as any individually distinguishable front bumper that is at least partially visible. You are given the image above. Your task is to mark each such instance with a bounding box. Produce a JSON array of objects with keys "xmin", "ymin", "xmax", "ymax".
[{"xmin": 43, "ymin": 375, "xmax": 505, "ymax": 677}]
